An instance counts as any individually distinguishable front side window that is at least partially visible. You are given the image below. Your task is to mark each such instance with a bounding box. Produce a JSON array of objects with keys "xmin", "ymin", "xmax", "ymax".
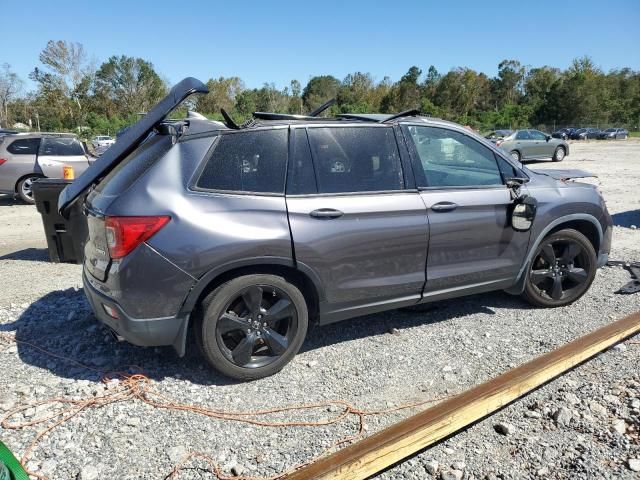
[
  {"xmin": 306, "ymin": 127, "xmax": 403, "ymax": 193},
  {"xmin": 405, "ymin": 126, "xmax": 503, "ymax": 188},
  {"xmin": 196, "ymin": 129, "xmax": 288, "ymax": 194},
  {"xmin": 529, "ymin": 130, "xmax": 547, "ymax": 140},
  {"xmin": 39, "ymin": 137, "xmax": 85, "ymax": 156},
  {"xmin": 7, "ymin": 138, "xmax": 40, "ymax": 155}
]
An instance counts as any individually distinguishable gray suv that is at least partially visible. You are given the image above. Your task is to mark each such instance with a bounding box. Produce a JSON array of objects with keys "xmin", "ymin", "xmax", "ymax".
[{"xmin": 53, "ymin": 79, "xmax": 612, "ymax": 380}]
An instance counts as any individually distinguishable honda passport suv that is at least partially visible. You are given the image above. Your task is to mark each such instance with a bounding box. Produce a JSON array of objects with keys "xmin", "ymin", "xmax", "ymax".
[{"xmin": 52, "ymin": 78, "xmax": 612, "ymax": 380}]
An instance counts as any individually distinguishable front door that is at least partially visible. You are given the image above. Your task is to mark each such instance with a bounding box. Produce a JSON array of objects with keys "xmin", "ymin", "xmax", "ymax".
[
  {"xmin": 286, "ymin": 126, "xmax": 429, "ymax": 322},
  {"xmin": 402, "ymin": 125, "xmax": 531, "ymax": 296},
  {"xmin": 528, "ymin": 129, "xmax": 553, "ymax": 157}
]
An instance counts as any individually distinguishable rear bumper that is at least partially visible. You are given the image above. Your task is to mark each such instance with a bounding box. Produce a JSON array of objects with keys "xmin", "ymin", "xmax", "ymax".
[{"xmin": 83, "ymin": 272, "xmax": 190, "ymax": 356}]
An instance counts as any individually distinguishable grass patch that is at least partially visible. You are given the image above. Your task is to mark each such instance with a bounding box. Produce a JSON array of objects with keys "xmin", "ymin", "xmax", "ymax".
[{"xmin": 629, "ymin": 131, "xmax": 640, "ymax": 138}]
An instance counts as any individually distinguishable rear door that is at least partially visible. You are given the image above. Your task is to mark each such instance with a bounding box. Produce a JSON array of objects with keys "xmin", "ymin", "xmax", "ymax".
[
  {"xmin": 37, "ymin": 137, "xmax": 90, "ymax": 178},
  {"xmin": 513, "ymin": 130, "xmax": 534, "ymax": 159},
  {"xmin": 402, "ymin": 125, "xmax": 531, "ymax": 296},
  {"xmin": 286, "ymin": 126, "xmax": 429, "ymax": 322}
]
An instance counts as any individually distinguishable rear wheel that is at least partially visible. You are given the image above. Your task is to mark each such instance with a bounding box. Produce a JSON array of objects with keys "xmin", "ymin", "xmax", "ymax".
[
  {"xmin": 510, "ymin": 150, "xmax": 521, "ymax": 162},
  {"xmin": 552, "ymin": 146, "xmax": 566, "ymax": 162},
  {"xmin": 522, "ymin": 229, "xmax": 596, "ymax": 308},
  {"xmin": 197, "ymin": 274, "xmax": 308, "ymax": 380},
  {"xmin": 16, "ymin": 175, "xmax": 42, "ymax": 204}
]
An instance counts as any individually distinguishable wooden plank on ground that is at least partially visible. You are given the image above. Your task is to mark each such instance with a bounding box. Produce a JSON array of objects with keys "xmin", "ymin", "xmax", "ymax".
[{"xmin": 286, "ymin": 311, "xmax": 640, "ymax": 480}]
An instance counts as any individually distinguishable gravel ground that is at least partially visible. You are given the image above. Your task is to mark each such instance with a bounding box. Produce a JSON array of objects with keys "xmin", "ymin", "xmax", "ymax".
[{"xmin": 0, "ymin": 140, "xmax": 639, "ymax": 480}]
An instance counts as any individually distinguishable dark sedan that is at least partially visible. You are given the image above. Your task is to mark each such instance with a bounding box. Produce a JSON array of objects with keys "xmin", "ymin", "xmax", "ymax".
[
  {"xmin": 552, "ymin": 128, "xmax": 573, "ymax": 140},
  {"xmin": 571, "ymin": 128, "xmax": 601, "ymax": 140},
  {"xmin": 599, "ymin": 128, "xmax": 629, "ymax": 140}
]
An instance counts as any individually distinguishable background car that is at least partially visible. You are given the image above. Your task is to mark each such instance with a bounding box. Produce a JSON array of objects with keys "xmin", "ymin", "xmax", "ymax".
[
  {"xmin": 484, "ymin": 129, "xmax": 513, "ymax": 143},
  {"xmin": 0, "ymin": 133, "xmax": 93, "ymax": 203},
  {"xmin": 497, "ymin": 129, "xmax": 569, "ymax": 162},
  {"xmin": 571, "ymin": 128, "xmax": 601, "ymax": 140},
  {"xmin": 599, "ymin": 128, "xmax": 628, "ymax": 140},
  {"xmin": 551, "ymin": 128, "xmax": 573, "ymax": 140},
  {"xmin": 91, "ymin": 135, "xmax": 115, "ymax": 148},
  {"xmin": 0, "ymin": 129, "xmax": 19, "ymax": 136}
]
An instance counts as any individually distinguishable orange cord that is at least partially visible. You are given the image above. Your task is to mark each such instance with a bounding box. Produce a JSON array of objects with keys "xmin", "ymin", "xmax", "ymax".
[{"xmin": 0, "ymin": 331, "xmax": 449, "ymax": 480}]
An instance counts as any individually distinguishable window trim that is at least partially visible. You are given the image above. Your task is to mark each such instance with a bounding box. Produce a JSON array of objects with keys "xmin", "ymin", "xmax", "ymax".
[
  {"xmin": 402, "ymin": 124, "xmax": 516, "ymax": 191},
  {"xmin": 302, "ymin": 124, "xmax": 409, "ymax": 196},
  {"xmin": 189, "ymin": 126, "xmax": 289, "ymax": 197}
]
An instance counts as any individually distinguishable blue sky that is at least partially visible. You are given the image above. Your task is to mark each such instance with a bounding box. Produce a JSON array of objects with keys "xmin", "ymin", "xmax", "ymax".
[{"xmin": 3, "ymin": 0, "xmax": 640, "ymax": 91}]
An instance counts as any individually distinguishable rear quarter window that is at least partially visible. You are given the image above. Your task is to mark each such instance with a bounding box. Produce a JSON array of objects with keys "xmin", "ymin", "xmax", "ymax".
[
  {"xmin": 7, "ymin": 138, "xmax": 40, "ymax": 155},
  {"xmin": 196, "ymin": 129, "xmax": 288, "ymax": 194}
]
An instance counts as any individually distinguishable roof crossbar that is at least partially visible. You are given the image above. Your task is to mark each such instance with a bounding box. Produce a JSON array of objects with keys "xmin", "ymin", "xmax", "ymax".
[
  {"xmin": 308, "ymin": 98, "xmax": 336, "ymax": 117},
  {"xmin": 380, "ymin": 109, "xmax": 421, "ymax": 123}
]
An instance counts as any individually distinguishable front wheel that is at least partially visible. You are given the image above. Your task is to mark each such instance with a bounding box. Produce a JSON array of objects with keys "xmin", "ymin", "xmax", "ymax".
[
  {"xmin": 521, "ymin": 229, "xmax": 597, "ymax": 308},
  {"xmin": 552, "ymin": 146, "xmax": 566, "ymax": 162},
  {"xmin": 197, "ymin": 274, "xmax": 308, "ymax": 380},
  {"xmin": 16, "ymin": 175, "xmax": 42, "ymax": 204}
]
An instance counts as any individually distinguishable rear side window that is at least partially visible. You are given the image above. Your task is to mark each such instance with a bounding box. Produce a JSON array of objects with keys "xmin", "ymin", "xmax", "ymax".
[
  {"xmin": 197, "ymin": 129, "xmax": 288, "ymax": 194},
  {"xmin": 39, "ymin": 138, "xmax": 85, "ymax": 156},
  {"xmin": 515, "ymin": 131, "xmax": 531, "ymax": 140},
  {"xmin": 306, "ymin": 127, "xmax": 403, "ymax": 193},
  {"xmin": 7, "ymin": 138, "xmax": 40, "ymax": 155}
]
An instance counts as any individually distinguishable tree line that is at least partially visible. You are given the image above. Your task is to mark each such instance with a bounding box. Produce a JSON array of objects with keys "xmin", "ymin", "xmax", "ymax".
[{"xmin": 1, "ymin": 40, "xmax": 639, "ymax": 137}]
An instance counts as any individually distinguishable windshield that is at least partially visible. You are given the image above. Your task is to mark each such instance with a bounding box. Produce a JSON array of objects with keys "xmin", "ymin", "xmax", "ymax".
[{"xmin": 605, "ymin": 128, "xmax": 616, "ymax": 132}]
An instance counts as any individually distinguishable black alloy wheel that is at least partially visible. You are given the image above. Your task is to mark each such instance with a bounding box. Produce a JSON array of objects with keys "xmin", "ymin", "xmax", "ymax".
[
  {"xmin": 198, "ymin": 274, "xmax": 308, "ymax": 380},
  {"xmin": 216, "ymin": 284, "xmax": 298, "ymax": 368},
  {"xmin": 522, "ymin": 229, "xmax": 597, "ymax": 307}
]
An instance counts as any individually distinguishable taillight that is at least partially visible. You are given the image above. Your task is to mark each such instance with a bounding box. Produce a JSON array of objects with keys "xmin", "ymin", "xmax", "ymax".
[
  {"xmin": 104, "ymin": 216, "xmax": 170, "ymax": 259},
  {"xmin": 496, "ymin": 140, "xmax": 503, "ymax": 147},
  {"xmin": 0, "ymin": 158, "xmax": 7, "ymax": 166}
]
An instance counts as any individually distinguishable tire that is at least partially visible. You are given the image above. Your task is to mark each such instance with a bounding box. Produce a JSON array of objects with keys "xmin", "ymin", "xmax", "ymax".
[
  {"xmin": 510, "ymin": 150, "xmax": 521, "ymax": 162},
  {"xmin": 552, "ymin": 146, "xmax": 566, "ymax": 162},
  {"xmin": 521, "ymin": 229, "xmax": 597, "ymax": 308},
  {"xmin": 16, "ymin": 175, "xmax": 42, "ymax": 204},
  {"xmin": 197, "ymin": 274, "xmax": 308, "ymax": 380}
]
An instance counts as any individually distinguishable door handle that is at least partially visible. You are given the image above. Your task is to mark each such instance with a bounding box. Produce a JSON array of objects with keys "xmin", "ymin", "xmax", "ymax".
[
  {"xmin": 309, "ymin": 208, "xmax": 344, "ymax": 219},
  {"xmin": 431, "ymin": 202, "xmax": 458, "ymax": 212}
]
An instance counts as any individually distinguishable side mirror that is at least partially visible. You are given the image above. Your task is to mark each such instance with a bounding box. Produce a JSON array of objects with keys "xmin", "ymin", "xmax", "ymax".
[
  {"xmin": 545, "ymin": 135, "xmax": 551, "ymax": 142},
  {"xmin": 511, "ymin": 195, "xmax": 538, "ymax": 232}
]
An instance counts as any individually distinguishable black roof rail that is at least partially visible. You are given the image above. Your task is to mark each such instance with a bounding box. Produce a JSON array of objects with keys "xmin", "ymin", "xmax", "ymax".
[
  {"xmin": 252, "ymin": 112, "xmax": 320, "ymax": 121},
  {"xmin": 336, "ymin": 114, "xmax": 381, "ymax": 122},
  {"xmin": 220, "ymin": 108, "xmax": 240, "ymax": 129},
  {"xmin": 308, "ymin": 98, "xmax": 336, "ymax": 117},
  {"xmin": 380, "ymin": 109, "xmax": 421, "ymax": 123}
]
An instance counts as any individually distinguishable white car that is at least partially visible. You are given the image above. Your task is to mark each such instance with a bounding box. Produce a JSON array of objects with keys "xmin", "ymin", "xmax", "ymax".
[{"xmin": 91, "ymin": 135, "xmax": 115, "ymax": 148}]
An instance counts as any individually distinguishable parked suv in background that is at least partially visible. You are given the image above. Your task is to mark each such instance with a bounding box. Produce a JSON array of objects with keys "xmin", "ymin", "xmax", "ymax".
[
  {"xmin": 497, "ymin": 129, "xmax": 569, "ymax": 162},
  {"xmin": 0, "ymin": 133, "xmax": 93, "ymax": 203},
  {"xmin": 52, "ymin": 79, "xmax": 612, "ymax": 380}
]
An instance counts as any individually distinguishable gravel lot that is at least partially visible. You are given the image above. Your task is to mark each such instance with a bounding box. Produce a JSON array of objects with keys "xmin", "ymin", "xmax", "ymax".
[{"xmin": 0, "ymin": 140, "xmax": 639, "ymax": 480}]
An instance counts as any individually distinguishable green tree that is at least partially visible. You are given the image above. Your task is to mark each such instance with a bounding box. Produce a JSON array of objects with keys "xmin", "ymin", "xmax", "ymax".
[
  {"xmin": 93, "ymin": 55, "xmax": 167, "ymax": 118},
  {"xmin": 302, "ymin": 75, "xmax": 340, "ymax": 112}
]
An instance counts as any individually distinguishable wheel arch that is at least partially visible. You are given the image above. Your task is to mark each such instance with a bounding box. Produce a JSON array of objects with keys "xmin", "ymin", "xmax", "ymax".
[
  {"xmin": 179, "ymin": 258, "xmax": 323, "ymax": 326},
  {"xmin": 14, "ymin": 172, "xmax": 45, "ymax": 193},
  {"xmin": 505, "ymin": 214, "xmax": 602, "ymax": 294}
]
